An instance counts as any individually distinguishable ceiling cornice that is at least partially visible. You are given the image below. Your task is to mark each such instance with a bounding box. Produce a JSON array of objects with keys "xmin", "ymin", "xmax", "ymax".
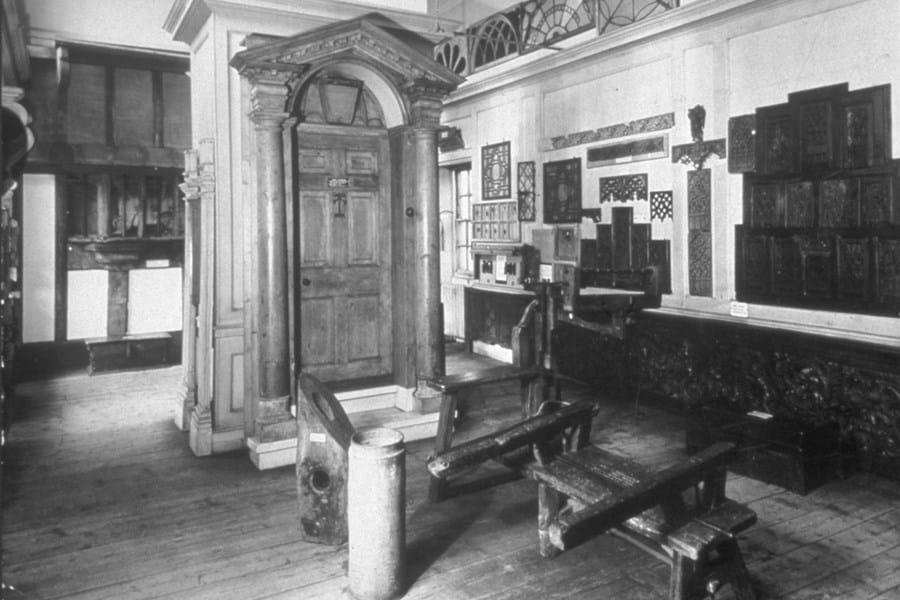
[{"xmin": 164, "ymin": 0, "xmax": 462, "ymax": 46}]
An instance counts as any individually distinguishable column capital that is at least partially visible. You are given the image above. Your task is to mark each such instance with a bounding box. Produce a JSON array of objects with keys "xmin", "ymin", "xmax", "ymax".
[
  {"xmin": 404, "ymin": 80, "xmax": 451, "ymax": 129},
  {"xmin": 238, "ymin": 63, "xmax": 306, "ymax": 124}
]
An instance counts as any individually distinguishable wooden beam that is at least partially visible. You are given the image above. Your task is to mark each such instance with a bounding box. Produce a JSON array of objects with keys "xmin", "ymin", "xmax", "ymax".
[{"xmin": 548, "ymin": 442, "xmax": 736, "ymax": 551}]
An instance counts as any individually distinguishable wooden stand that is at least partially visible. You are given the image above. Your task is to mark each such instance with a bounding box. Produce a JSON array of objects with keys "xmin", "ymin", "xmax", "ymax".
[
  {"xmin": 427, "ymin": 411, "xmax": 757, "ymax": 600},
  {"xmin": 295, "ymin": 373, "xmax": 355, "ymax": 545}
]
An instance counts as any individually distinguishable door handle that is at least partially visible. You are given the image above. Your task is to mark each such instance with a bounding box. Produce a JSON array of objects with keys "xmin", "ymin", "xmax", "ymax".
[{"xmin": 302, "ymin": 278, "xmax": 311, "ymax": 286}]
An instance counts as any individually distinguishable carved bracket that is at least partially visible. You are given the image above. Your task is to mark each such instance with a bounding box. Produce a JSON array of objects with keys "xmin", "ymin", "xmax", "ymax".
[{"xmin": 671, "ymin": 139, "xmax": 727, "ymax": 170}]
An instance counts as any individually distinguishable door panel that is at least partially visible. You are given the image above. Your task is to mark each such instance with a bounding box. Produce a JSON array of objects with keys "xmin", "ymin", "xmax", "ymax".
[
  {"xmin": 299, "ymin": 191, "xmax": 331, "ymax": 266},
  {"xmin": 295, "ymin": 131, "xmax": 391, "ymax": 383},
  {"xmin": 299, "ymin": 297, "xmax": 335, "ymax": 366},
  {"xmin": 347, "ymin": 191, "xmax": 377, "ymax": 264}
]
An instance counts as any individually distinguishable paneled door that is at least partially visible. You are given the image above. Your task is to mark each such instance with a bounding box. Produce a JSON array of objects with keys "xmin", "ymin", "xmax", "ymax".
[{"xmin": 294, "ymin": 130, "xmax": 392, "ymax": 383}]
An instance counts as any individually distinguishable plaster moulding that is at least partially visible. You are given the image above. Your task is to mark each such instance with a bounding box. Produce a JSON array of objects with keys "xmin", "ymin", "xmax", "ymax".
[{"xmin": 164, "ymin": 0, "xmax": 461, "ymax": 45}]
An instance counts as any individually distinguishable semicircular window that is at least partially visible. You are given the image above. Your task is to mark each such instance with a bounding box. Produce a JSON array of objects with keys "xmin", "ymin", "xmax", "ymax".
[{"xmin": 473, "ymin": 16, "xmax": 520, "ymax": 70}]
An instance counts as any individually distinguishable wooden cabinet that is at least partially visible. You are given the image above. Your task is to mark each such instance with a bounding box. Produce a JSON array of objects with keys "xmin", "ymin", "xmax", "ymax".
[{"xmin": 736, "ymin": 83, "xmax": 900, "ymax": 316}]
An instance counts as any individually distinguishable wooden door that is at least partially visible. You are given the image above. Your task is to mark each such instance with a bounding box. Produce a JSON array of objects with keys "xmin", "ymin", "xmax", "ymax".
[{"xmin": 294, "ymin": 130, "xmax": 392, "ymax": 383}]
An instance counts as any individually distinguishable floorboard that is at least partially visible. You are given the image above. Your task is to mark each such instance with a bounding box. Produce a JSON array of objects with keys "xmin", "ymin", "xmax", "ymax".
[{"xmin": 3, "ymin": 355, "xmax": 900, "ymax": 599}]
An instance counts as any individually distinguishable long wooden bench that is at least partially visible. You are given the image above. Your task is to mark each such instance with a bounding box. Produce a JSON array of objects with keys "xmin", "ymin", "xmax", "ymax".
[
  {"xmin": 427, "ymin": 406, "xmax": 757, "ymax": 600},
  {"xmin": 426, "ymin": 364, "xmax": 553, "ymax": 501},
  {"xmin": 84, "ymin": 332, "xmax": 174, "ymax": 374}
]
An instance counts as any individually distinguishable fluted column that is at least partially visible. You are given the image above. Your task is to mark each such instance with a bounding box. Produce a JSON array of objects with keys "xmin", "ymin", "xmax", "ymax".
[
  {"xmin": 408, "ymin": 90, "xmax": 445, "ymax": 391},
  {"xmin": 176, "ymin": 148, "xmax": 200, "ymax": 431},
  {"xmin": 242, "ymin": 67, "xmax": 301, "ymax": 448}
]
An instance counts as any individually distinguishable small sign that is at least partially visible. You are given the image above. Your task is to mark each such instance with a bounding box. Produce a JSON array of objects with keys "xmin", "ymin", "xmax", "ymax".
[
  {"xmin": 310, "ymin": 432, "xmax": 327, "ymax": 443},
  {"xmin": 747, "ymin": 410, "xmax": 773, "ymax": 420},
  {"xmin": 730, "ymin": 301, "xmax": 749, "ymax": 318},
  {"xmin": 495, "ymin": 255, "xmax": 507, "ymax": 282},
  {"xmin": 539, "ymin": 263, "xmax": 553, "ymax": 282},
  {"xmin": 327, "ymin": 177, "xmax": 350, "ymax": 188},
  {"xmin": 146, "ymin": 259, "xmax": 170, "ymax": 268}
]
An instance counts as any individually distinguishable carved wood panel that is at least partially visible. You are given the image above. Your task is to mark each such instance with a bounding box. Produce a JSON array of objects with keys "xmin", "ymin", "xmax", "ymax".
[{"xmin": 737, "ymin": 82, "xmax": 900, "ymax": 316}]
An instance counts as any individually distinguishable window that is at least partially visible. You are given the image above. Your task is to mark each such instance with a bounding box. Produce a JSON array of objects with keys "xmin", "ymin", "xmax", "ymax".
[
  {"xmin": 65, "ymin": 168, "xmax": 183, "ymax": 240},
  {"xmin": 452, "ymin": 164, "xmax": 473, "ymax": 276}
]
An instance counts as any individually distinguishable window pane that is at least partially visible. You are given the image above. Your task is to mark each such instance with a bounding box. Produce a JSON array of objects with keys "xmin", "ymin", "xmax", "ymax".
[
  {"xmin": 66, "ymin": 63, "xmax": 107, "ymax": 144},
  {"xmin": 162, "ymin": 72, "xmax": 191, "ymax": 149},
  {"xmin": 113, "ymin": 68, "xmax": 154, "ymax": 147}
]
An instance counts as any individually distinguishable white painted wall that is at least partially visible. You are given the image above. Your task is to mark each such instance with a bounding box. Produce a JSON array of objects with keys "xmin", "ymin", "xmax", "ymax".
[
  {"xmin": 21, "ymin": 173, "xmax": 56, "ymax": 343},
  {"xmin": 127, "ymin": 267, "xmax": 183, "ymax": 334},
  {"xmin": 24, "ymin": 0, "xmax": 185, "ymax": 52},
  {"xmin": 438, "ymin": 0, "xmax": 900, "ymax": 345},
  {"xmin": 67, "ymin": 270, "xmax": 108, "ymax": 340}
]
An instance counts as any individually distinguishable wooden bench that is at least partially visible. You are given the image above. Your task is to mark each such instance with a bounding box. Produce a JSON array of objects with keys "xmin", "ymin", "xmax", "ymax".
[
  {"xmin": 84, "ymin": 332, "xmax": 174, "ymax": 374},
  {"xmin": 426, "ymin": 364, "xmax": 554, "ymax": 502},
  {"xmin": 427, "ymin": 409, "xmax": 757, "ymax": 600}
]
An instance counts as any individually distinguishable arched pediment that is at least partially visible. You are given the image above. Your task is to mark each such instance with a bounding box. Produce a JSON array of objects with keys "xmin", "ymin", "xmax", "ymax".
[{"xmin": 230, "ymin": 14, "xmax": 464, "ymax": 128}]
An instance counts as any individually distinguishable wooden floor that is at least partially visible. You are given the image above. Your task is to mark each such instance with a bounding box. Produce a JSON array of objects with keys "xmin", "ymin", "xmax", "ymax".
[{"xmin": 3, "ymin": 355, "xmax": 900, "ymax": 600}]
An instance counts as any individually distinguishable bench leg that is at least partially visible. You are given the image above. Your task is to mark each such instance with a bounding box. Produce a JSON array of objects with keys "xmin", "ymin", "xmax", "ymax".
[
  {"xmin": 719, "ymin": 539, "xmax": 755, "ymax": 600},
  {"xmin": 537, "ymin": 483, "xmax": 562, "ymax": 558},
  {"xmin": 429, "ymin": 391, "xmax": 459, "ymax": 502},
  {"xmin": 669, "ymin": 539, "xmax": 755, "ymax": 600},
  {"xmin": 668, "ymin": 552, "xmax": 695, "ymax": 600}
]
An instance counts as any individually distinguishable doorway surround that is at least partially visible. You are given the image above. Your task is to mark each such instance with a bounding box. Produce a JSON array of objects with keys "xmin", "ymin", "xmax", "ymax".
[{"xmin": 229, "ymin": 16, "xmax": 463, "ymax": 468}]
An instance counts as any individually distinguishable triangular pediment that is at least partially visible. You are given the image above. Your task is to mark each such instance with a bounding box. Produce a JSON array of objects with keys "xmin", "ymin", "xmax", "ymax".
[{"xmin": 230, "ymin": 14, "xmax": 464, "ymax": 92}]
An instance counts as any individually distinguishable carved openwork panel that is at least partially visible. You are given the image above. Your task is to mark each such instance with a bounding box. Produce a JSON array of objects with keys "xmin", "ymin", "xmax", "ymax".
[
  {"xmin": 728, "ymin": 114, "xmax": 756, "ymax": 173},
  {"xmin": 612, "ymin": 206, "xmax": 633, "ymax": 271},
  {"xmin": 517, "ymin": 161, "xmax": 536, "ymax": 221},
  {"xmin": 737, "ymin": 230, "xmax": 769, "ymax": 298},
  {"xmin": 860, "ymin": 176, "xmax": 895, "ymax": 225},
  {"xmin": 772, "ymin": 236, "xmax": 798, "ymax": 298},
  {"xmin": 688, "ymin": 230, "xmax": 712, "ymax": 297},
  {"xmin": 596, "ymin": 224, "xmax": 612, "ymax": 271},
  {"xmin": 750, "ymin": 183, "xmax": 780, "ymax": 228},
  {"xmin": 819, "ymin": 178, "xmax": 860, "ymax": 228},
  {"xmin": 631, "ymin": 224, "xmax": 651, "ymax": 269},
  {"xmin": 837, "ymin": 236, "xmax": 869, "ymax": 301},
  {"xmin": 758, "ymin": 108, "xmax": 794, "ymax": 175},
  {"xmin": 876, "ymin": 237, "xmax": 900, "ymax": 305},
  {"xmin": 800, "ymin": 101, "xmax": 833, "ymax": 169},
  {"xmin": 599, "ymin": 173, "xmax": 648, "ymax": 203},
  {"xmin": 650, "ymin": 190, "xmax": 673, "ymax": 221},
  {"xmin": 786, "ymin": 182, "xmax": 815, "ymax": 228},
  {"xmin": 798, "ymin": 233, "xmax": 834, "ymax": 300},
  {"xmin": 842, "ymin": 102, "xmax": 873, "ymax": 169}
]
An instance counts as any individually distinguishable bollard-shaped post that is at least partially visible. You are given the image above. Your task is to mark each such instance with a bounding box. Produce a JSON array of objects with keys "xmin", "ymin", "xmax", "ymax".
[{"xmin": 347, "ymin": 427, "xmax": 406, "ymax": 600}]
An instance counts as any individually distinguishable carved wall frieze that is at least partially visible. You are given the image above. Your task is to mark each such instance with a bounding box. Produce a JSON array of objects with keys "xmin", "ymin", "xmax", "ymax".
[
  {"xmin": 548, "ymin": 112, "xmax": 675, "ymax": 151},
  {"xmin": 623, "ymin": 315, "xmax": 900, "ymax": 473}
]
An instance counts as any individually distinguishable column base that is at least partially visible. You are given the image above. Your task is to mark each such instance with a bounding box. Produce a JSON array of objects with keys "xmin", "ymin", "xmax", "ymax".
[
  {"xmin": 189, "ymin": 404, "xmax": 213, "ymax": 456},
  {"xmin": 413, "ymin": 379, "xmax": 443, "ymax": 414},
  {"xmin": 246, "ymin": 436, "xmax": 297, "ymax": 470},
  {"xmin": 174, "ymin": 378, "xmax": 196, "ymax": 431}
]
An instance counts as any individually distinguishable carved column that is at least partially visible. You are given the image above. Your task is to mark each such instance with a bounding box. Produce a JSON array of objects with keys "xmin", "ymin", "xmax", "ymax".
[
  {"xmin": 242, "ymin": 67, "xmax": 300, "ymax": 450},
  {"xmin": 176, "ymin": 140, "xmax": 211, "ymax": 431},
  {"xmin": 409, "ymin": 91, "xmax": 445, "ymax": 393},
  {"xmin": 187, "ymin": 140, "xmax": 216, "ymax": 454}
]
